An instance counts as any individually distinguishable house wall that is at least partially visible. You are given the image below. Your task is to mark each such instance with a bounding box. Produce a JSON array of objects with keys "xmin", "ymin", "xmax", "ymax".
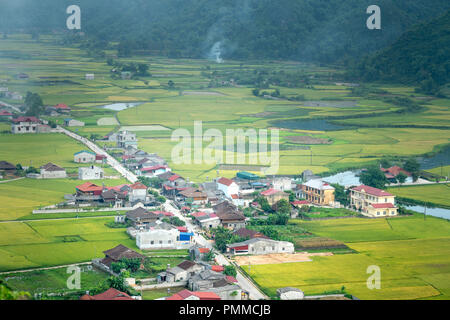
[
  {"xmin": 12, "ymin": 123, "xmax": 38, "ymax": 134},
  {"xmin": 41, "ymin": 169, "xmax": 67, "ymax": 179},
  {"xmin": 350, "ymin": 191, "xmax": 396, "ymax": 212},
  {"xmin": 273, "ymin": 178, "xmax": 292, "ymax": 191},
  {"xmin": 78, "ymin": 167, "xmax": 104, "ymax": 180},
  {"xmin": 130, "ymin": 189, "xmax": 147, "ymax": 202},
  {"xmin": 218, "ymin": 182, "xmax": 239, "ymax": 198},
  {"xmin": 199, "ymin": 218, "xmax": 221, "ymax": 229},
  {"xmin": 247, "ymin": 240, "xmax": 294, "ymax": 255},
  {"xmin": 136, "ymin": 229, "xmax": 179, "ymax": 250},
  {"xmin": 366, "ymin": 206, "xmax": 398, "ymax": 217},
  {"xmin": 74, "ymin": 153, "xmax": 96, "ymax": 163}
]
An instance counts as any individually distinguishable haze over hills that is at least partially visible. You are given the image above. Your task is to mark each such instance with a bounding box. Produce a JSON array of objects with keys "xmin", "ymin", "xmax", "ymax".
[
  {"xmin": 349, "ymin": 10, "xmax": 450, "ymax": 95},
  {"xmin": 0, "ymin": 0, "xmax": 449, "ymax": 64}
]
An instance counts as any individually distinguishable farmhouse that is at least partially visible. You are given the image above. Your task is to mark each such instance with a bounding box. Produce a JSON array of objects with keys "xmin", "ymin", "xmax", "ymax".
[
  {"xmin": 128, "ymin": 182, "xmax": 148, "ymax": 202},
  {"xmin": 166, "ymin": 289, "xmax": 221, "ymax": 301},
  {"xmin": 226, "ymin": 238, "xmax": 294, "ymax": 255},
  {"xmin": 271, "ymin": 177, "xmax": 293, "ymax": 191},
  {"xmin": 178, "ymin": 188, "xmax": 208, "ymax": 205},
  {"xmin": 80, "ymin": 288, "xmax": 134, "ymax": 301},
  {"xmin": 85, "ymin": 73, "xmax": 95, "ymax": 80},
  {"xmin": 216, "ymin": 211, "xmax": 246, "ymax": 230},
  {"xmin": 98, "ymin": 244, "xmax": 146, "ymax": 270},
  {"xmin": 381, "ymin": 166, "xmax": 412, "ymax": 183},
  {"xmin": 101, "ymin": 188, "xmax": 127, "ymax": 206},
  {"xmin": 136, "ymin": 222, "xmax": 180, "ymax": 250},
  {"xmin": 126, "ymin": 207, "xmax": 162, "ymax": 227},
  {"xmin": 39, "ymin": 163, "xmax": 67, "ymax": 179},
  {"xmin": 301, "ymin": 179, "xmax": 335, "ymax": 206},
  {"xmin": 0, "ymin": 161, "xmax": 15, "ymax": 172},
  {"xmin": 188, "ymin": 270, "xmax": 243, "ymax": 300},
  {"xmin": 11, "ymin": 116, "xmax": 42, "ymax": 134},
  {"xmin": 192, "ymin": 212, "xmax": 221, "ymax": 229},
  {"xmin": 78, "ymin": 165, "xmax": 104, "ymax": 180},
  {"xmin": 47, "ymin": 103, "xmax": 71, "ymax": 114},
  {"xmin": 75, "ymin": 182, "xmax": 103, "ymax": 201},
  {"xmin": 350, "ymin": 185, "xmax": 398, "ymax": 217},
  {"xmin": 190, "ymin": 245, "xmax": 211, "ymax": 261},
  {"xmin": 117, "ymin": 130, "xmax": 137, "ymax": 148},
  {"xmin": 0, "ymin": 110, "xmax": 13, "ymax": 120},
  {"xmin": 260, "ymin": 188, "xmax": 289, "ymax": 206},
  {"xmin": 74, "ymin": 150, "xmax": 96, "ymax": 163},
  {"xmin": 217, "ymin": 177, "xmax": 240, "ymax": 199},
  {"xmin": 138, "ymin": 164, "xmax": 170, "ymax": 177},
  {"xmin": 64, "ymin": 118, "xmax": 85, "ymax": 127},
  {"xmin": 233, "ymin": 228, "xmax": 269, "ymax": 240},
  {"xmin": 158, "ymin": 260, "xmax": 204, "ymax": 283}
]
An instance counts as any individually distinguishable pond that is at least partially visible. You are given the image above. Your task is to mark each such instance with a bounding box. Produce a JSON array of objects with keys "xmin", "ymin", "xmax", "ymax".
[
  {"xmin": 418, "ymin": 145, "xmax": 450, "ymax": 170},
  {"xmin": 404, "ymin": 205, "xmax": 450, "ymax": 220},
  {"xmin": 99, "ymin": 102, "xmax": 143, "ymax": 111}
]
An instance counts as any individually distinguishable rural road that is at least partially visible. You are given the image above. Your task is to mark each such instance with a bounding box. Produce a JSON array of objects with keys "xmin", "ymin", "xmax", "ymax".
[
  {"xmin": 162, "ymin": 201, "xmax": 268, "ymax": 300},
  {"xmin": 56, "ymin": 126, "xmax": 138, "ymax": 183}
]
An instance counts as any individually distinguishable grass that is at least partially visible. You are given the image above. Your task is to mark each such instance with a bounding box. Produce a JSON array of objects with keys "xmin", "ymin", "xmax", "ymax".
[
  {"xmin": 0, "ymin": 178, "xmax": 129, "ymax": 221},
  {"xmin": 387, "ymin": 184, "xmax": 450, "ymax": 208},
  {"xmin": 0, "ymin": 217, "xmax": 138, "ymax": 272},
  {"xmin": 142, "ymin": 286, "xmax": 185, "ymax": 300},
  {"xmin": 0, "ymin": 265, "xmax": 109, "ymax": 296},
  {"xmin": 243, "ymin": 215, "xmax": 450, "ymax": 300}
]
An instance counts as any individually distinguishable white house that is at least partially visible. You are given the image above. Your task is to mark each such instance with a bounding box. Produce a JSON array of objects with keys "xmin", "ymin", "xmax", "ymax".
[
  {"xmin": 117, "ymin": 130, "xmax": 137, "ymax": 148},
  {"xmin": 74, "ymin": 150, "xmax": 96, "ymax": 163},
  {"xmin": 227, "ymin": 238, "xmax": 295, "ymax": 255},
  {"xmin": 138, "ymin": 165, "xmax": 170, "ymax": 177},
  {"xmin": 78, "ymin": 165, "xmax": 104, "ymax": 180},
  {"xmin": 64, "ymin": 118, "xmax": 85, "ymax": 127},
  {"xmin": 11, "ymin": 116, "xmax": 42, "ymax": 134},
  {"xmin": 85, "ymin": 74, "xmax": 95, "ymax": 80},
  {"xmin": 40, "ymin": 163, "xmax": 67, "ymax": 179},
  {"xmin": 272, "ymin": 177, "xmax": 293, "ymax": 191},
  {"xmin": 129, "ymin": 182, "xmax": 148, "ymax": 202},
  {"xmin": 216, "ymin": 177, "xmax": 239, "ymax": 199}
]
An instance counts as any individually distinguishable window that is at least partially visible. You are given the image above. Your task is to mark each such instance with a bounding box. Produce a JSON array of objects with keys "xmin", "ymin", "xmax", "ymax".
[
  {"xmin": 159, "ymin": 240, "xmax": 162, "ymax": 244},
  {"xmin": 150, "ymin": 241, "xmax": 154, "ymax": 244}
]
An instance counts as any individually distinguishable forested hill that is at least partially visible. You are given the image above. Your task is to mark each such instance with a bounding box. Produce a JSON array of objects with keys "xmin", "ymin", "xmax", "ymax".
[
  {"xmin": 349, "ymin": 10, "xmax": 450, "ymax": 95},
  {"xmin": 0, "ymin": 0, "xmax": 449, "ymax": 64}
]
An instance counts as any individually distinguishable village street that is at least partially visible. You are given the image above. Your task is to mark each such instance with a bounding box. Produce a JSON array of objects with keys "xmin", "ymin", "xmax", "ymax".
[
  {"xmin": 56, "ymin": 126, "xmax": 138, "ymax": 183},
  {"xmin": 162, "ymin": 201, "xmax": 268, "ymax": 300}
]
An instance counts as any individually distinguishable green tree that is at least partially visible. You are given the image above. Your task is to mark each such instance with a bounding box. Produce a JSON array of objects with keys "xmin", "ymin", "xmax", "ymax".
[
  {"xmin": 359, "ymin": 166, "xmax": 388, "ymax": 189},
  {"xmin": 24, "ymin": 92, "xmax": 44, "ymax": 116},
  {"xmin": 224, "ymin": 265, "xmax": 237, "ymax": 278},
  {"xmin": 331, "ymin": 183, "xmax": 349, "ymax": 206},
  {"xmin": 396, "ymin": 172, "xmax": 407, "ymax": 184}
]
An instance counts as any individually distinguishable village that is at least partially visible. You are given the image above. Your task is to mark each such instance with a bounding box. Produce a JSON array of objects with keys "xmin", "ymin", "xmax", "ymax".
[{"xmin": 1, "ymin": 103, "xmax": 440, "ymax": 301}]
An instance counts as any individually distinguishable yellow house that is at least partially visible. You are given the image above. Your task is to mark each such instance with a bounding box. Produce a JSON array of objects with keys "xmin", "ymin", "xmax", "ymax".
[
  {"xmin": 301, "ymin": 179, "xmax": 335, "ymax": 206},
  {"xmin": 350, "ymin": 185, "xmax": 398, "ymax": 217}
]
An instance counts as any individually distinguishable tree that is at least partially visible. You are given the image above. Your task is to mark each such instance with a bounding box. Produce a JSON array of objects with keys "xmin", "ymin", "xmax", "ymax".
[
  {"xmin": 168, "ymin": 80, "xmax": 175, "ymax": 88},
  {"xmin": 0, "ymin": 283, "xmax": 30, "ymax": 300},
  {"xmin": 137, "ymin": 63, "xmax": 150, "ymax": 76},
  {"xmin": 24, "ymin": 92, "xmax": 44, "ymax": 116},
  {"xmin": 107, "ymin": 275, "xmax": 128, "ymax": 292},
  {"xmin": 380, "ymin": 158, "xmax": 391, "ymax": 169},
  {"xmin": 224, "ymin": 265, "xmax": 237, "ymax": 278},
  {"xmin": 331, "ymin": 183, "xmax": 349, "ymax": 206},
  {"xmin": 396, "ymin": 172, "xmax": 407, "ymax": 184},
  {"xmin": 273, "ymin": 199, "xmax": 291, "ymax": 215},
  {"xmin": 359, "ymin": 166, "xmax": 388, "ymax": 189},
  {"xmin": 213, "ymin": 227, "xmax": 240, "ymax": 253},
  {"xmin": 403, "ymin": 158, "xmax": 420, "ymax": 182}
]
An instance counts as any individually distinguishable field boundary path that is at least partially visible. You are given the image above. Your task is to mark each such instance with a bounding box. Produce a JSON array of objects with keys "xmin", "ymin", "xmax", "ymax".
[
  {"xmin": 56, "ymin": 126, "xmax": 137, "ymax": 183},
  {"xmin": 0, "ymin": 262, "xmax": 92, "ymax": 275},
  {"xmin": 162, "ymin": 201, "xmax": 268, "ymax": 300},
  {"xmin": 0, "ymin": 177, "xmax": 25, "ymax": 184}
]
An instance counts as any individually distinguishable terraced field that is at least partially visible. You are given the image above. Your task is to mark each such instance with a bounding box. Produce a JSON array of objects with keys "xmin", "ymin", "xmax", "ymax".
[{"xmin": 242, "ymin": 215, "xmax": 450, "ymax": 300}]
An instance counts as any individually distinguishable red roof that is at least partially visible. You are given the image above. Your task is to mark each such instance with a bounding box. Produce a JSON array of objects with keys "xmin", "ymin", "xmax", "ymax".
[
  {"xmin": 261, "ymin": 188, "xmax": 282, "ymax": 196},
  {"xmin": 217, "ymin": 177, "xmax": 234, "ymax": 186},
  {"xmin": 76, "ymin": 182, "xmax": 103, "ymax": 193},
  {"xmin": 166, "ymin": 289, "xmax": 220, "ymax": 300},
  {"xmin": 141, "ymin": 165, "xmax": 168, "ymax": 172},
  {"xmin": 211, "ymin": 265, "xmax": 224, "ymax": 272},
  {"xmin": 130, "ymin": 182, "xmax": 147, "ymax": 190},
  {"xmin": 177, "ymin": 226, "xmax": 188, "ymax": 232},
  {"xmin": 198, "ymin": 248, "xmax": 210, "ymax": 253},
  {"xmin": 54, "ymin": 103, "xmax": 70, "ymax": 109},
  {"xmin": 0, "ymin": 110, "xmax": 13, "ymax": 116},
  {"xmin": 152, "ymin": 210, "xmax": 174, "ymax": 217},
  {"xmin": 226, "ymin": 275, "xmax": 238, "ymax": 283},
  {"xmin": 371, "ymin": 203, "xmax": 396, "ymax": 209},
  {"xmin": 168, "ymin": 174, "xmax": 181, "ymax": 182},
  {"xmin": 95, "ymin": 154, "xmax": 106, "ymax": 160},
  {"xmin": 381, "ymin": 166, "xmax": 412, "ymax": 177},
  {"xmin": 12, "ymin": 116, "xmax": 40, "ymax": 123},
  {"xmin": 231, "ymin": 194, "xmax": 239, "ymax": 199},
  {"xmin": 80, "ymin": 288, "xmax": 133, "ymax": 300},
  {"xmin": 351, "ymin": 185, "xmax": 394, "ymax": 197},
  {"xmin": 291, "ymin": 200, "xmax": 310, "ymax": 206},
  {"xmin": 191, "ymin": 211, "xmax": 208, "ymax": 218}
]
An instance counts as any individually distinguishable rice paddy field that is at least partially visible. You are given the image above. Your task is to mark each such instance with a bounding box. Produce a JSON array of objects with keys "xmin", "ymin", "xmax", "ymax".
[
  {"xmin": 241, "ymin": 215, "xmax": 450, "ymax": 300},
  {"xmin": 1, "ymin": 34, "xmax": 449, "ymax": 182},
  {"xmin": 387, "ymin": 184, "xmax": 450, "ymax": 208}
]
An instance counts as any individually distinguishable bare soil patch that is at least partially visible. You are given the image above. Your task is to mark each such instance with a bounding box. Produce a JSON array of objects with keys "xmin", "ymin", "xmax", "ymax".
[
  {"xmin": 286, "ymin": 135, "xmax": 332, "ymax": 145},
  {"xmin": 234, "ymin": 252, "xmax": 333, "ymax": 266}
]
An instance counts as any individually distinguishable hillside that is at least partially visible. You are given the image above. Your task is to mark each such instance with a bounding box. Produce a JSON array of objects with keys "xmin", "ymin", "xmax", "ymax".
[
  {"xmin": 0, "ymin": 0, "xmax": 449, "ymax": 63},
  {"xmin": 349, "ymin": 10, "xmax": 450, "ymax": 95}
]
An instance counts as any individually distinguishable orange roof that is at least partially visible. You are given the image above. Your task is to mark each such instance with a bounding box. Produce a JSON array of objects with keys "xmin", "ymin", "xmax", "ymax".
[
  {"xmin": 198, "ymin": 248, "xmax": 210, "ymax": 253},
  {"xmin": 211, "ymin": 265, "xmax": 224, "ymax": 272},
  {"xmin": 80, "ymin": 288, "xmax": 133, "ymax": 300},
  {"xmin": 130, "ymin": 182, "xmax": 147, "ymax": 190},
  {"xmin": 218, "ymin": 177, "xmax": 235, "ymax": 186},
  {"xmin": 166, "ymin": 289, "xmax": 220, "ymax": 300},
  {"xmin": 76, "ymin": 182, "xmax": 102, "ymax": 192}
]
